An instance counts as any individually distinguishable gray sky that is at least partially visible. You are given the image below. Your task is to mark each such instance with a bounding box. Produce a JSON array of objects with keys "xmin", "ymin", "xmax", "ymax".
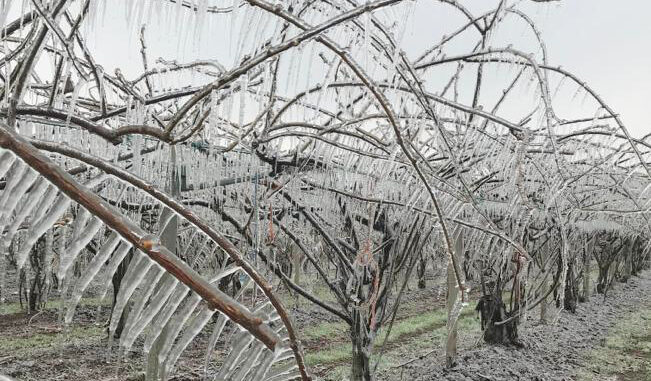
[
  {"xmin": 525, "ymin": 0, "xmax": 650, "ymax": 138},
  {"xmin": 78, "ymin": 0, "xmax": 649, "ymax": 138},
  {"xmin": 399, "ymin": 0, "xmax": 650, "ymax": 138}
]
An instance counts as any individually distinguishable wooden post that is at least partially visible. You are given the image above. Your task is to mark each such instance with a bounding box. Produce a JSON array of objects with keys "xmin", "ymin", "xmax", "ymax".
[
  {"xmin": 147, "ymin": 147, "xmax": 179, "ymax": 381},
  {"xmin": 446, "ymin": 228, "xmax": 463, "ymax": 367}
]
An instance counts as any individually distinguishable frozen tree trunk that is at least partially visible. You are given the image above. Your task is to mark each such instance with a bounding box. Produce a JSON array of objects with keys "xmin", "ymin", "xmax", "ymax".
[
  {"xmin": 146, "ymin": 147, "xmax": 179, "ymax": 381},
  {"xmin": 477, "ymin": 293, "xmax": 518, "ymax": 344},
  {"xmin": 26, "ymin": 235, "xmax": 46, "ymax": 313},
  {"xmin": 446, "ymin": 232, "xmax": 463, "ymax": 367},
  {"xmin": 446, "ymin": 261, "xmax": 459, "ymax": 367},
  {"xmin": 539, "ymin": 241, "xmax": 551, "ymax": 323},
  {"xmin": 292, "ymin": 255, "xmax": 301, "ymax": 286},
  {"xmin": 564, "ymin": 259, "xmax": 578, "ymax": 312},
  {"xmin": 622, "ymin": 240, "xmax": 632, "ymax": 281},
  {"xmin": 539, "ymin": 275, "xmax": 549, "ymax": 323},
  {"xmin": 631, "ymin": 239, "xmax": 646, "ymax": 275},
  {"xmin": 417, "ymin": 253, "xmax": 427, "ymax": 289},
  {"xmin": 350, "ymin": 338, "xmax": 372, "ymax": 381},
  {"xmin": 582, "ymin": 236, "xmax": 595, "ymax": 301},
  {"xmin": 349, "ymin": 311, "xmax": 372, "ymax": 381},
  {"xmin": 111, "ymin": 252, "xmax": 132, "ymax": 338},
  {"xmin": 596, "ymin": 266, "xmax": 609, "ymax": 294},
  {"xmin": 291, "ymin": 242, "xmax": 302, "ymax": 286},
  {"xmin": 291, "ymin": 244, "xmax": 302, "ymax": 307}
]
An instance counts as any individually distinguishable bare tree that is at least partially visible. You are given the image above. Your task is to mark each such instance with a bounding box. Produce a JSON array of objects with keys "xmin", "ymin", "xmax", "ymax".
[{"xmin": 1, "ymin": 1, "xmax": 649, "ymax": 380}]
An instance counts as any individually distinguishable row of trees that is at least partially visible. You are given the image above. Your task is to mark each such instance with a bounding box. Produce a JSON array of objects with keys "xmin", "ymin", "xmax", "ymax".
[{"xmin": 1, "ymin": 0, "xmax": 649, "ymax": 380}]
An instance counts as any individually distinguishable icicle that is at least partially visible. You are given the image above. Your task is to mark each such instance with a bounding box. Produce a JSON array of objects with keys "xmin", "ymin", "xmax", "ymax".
[
  {"xmin": 66, "ymin": 79, "xmax": 86, "ymax": 125},
  {"xmin": 213, "ymin": 326, "xmax": 256, "ymax": 379},
  {"xmin": 16, "ymin": 193, "xmax": 71, "ymax": 269},
  {"xmin": 64, "ymin": 232, "xmax": 122, "ymax": 323},
  {"xmin": 58, "ymin": 215, "xmax": 103, "ymax": 279},
  {"xmin": 249, "ymin": 347, "xmax": 278, "ymax": 380},
  {"xmin": 161, "ymin": 307, "xmax": 215, "ymax": 378},
  {"xmin": 96, "ymin": 242, "xmax": 134, "ymax": 302},
  {"xmin": 0, "ymin": 178, "xmax": 49, "ymax": 254},
  {"xmin": 143, "ymin": 282, "xmax": 190, "ymax": 353},
  {"xmin": 265, "ymin": 362, "xmax": 301, "ymax": 381},
  {"xmin": 0, "ymin": 161, "xmax": 28, "ymax": 216},
  {"xmin": 229, "ymin": 339, "xmax": 266, "ymax": 380},
  {"xmin": 120, "ymin": 273, "xmax": 178, "ymax": 352},
  {"xmin": 0, "ymin": 151, "xmax": 16, "ymax": 178},
  {"xmin": 119, "ymin": 268, "xmax": 166, "ymax": 337},
  {"xmin": 152, "ymin": 293, "xmax": 202, "ymax": 366},
  {"xmin": 108, "ymin": 251, "xmax": 155, "ymax": 337},
  {"xmin": 194, "ymin": 0, "xmax": 208, "ymax": 50},
  {"xmin": 0, "ymin": 166, "xmax": 37, "ymax": 234},
  {"xmin": 203, "ymin": 313, "xmax": 229, "ymax": 377}
]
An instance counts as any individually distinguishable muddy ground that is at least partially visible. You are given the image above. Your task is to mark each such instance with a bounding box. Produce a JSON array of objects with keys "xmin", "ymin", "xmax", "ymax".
[
  {"xmin": 0, "ymin": 271, "xmax": 649, "ymax": 380},
  {"xmin": 381, "ymin": 271, "xmax": 651, "ymax": 381}
]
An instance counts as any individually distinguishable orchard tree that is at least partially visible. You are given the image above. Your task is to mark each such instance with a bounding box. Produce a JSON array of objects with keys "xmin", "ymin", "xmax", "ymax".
[{"xmin": 0, "ymin": 0, "xmax": 649, "ymax": 381}]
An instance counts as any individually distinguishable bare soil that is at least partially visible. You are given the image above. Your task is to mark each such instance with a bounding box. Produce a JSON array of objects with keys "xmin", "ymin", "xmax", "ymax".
[
  {"xmin": 1, "ymin": 272, "xmax": 649, "ymax": 380},
  {"xmin": 382, "ymin": 271, "xmax": 651, "ymax": 381}
]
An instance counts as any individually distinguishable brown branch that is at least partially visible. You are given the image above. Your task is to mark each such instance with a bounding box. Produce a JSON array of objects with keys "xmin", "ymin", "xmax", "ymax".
[{"xmin": 0, "ymin": 121, "xmax": 283, "ymax": 352}]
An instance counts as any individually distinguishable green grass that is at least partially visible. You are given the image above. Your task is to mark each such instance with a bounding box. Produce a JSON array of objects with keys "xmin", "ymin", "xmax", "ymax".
[
  {"xmin": 376, "ymin": 307, "xmax": 449, "ymax": 343},
  {"xmin": 576, "ymin": 307, "xmax": 651, "ymax": 381},
  {"xmin": 307, "ymin": 308, "xmax": 481, "ymax": 380},
  {"xmin": 0, "ymin": 325, "xmax": 105, "ymax": 356},
  {"xmin": 0, "ymin": 297, "xmax": 110, "ymax": 357},
  {"xmin": 301, "ymin": 320, "xmax": 347, "ymax": 342},
  {"xmin": 306, "ymin": 345, "xmax": 351, "ymax": 366},
  {"xmin": 304, "ymin": 305, "xmax": 478, "ymax": 369}
]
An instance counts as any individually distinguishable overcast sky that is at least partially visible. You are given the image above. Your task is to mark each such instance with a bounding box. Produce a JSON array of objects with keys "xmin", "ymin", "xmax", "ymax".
[
  {"xmin": 527, "ymin": 0, "xmax": 649, "ymax": 138},
  {"xmin": 504, "ymin": 0, "xmax": 648, "ymax": 138},
  {"xmin": 78, "ymin": 0, "xmax": 650, "ymax": 138},
  {"xmin": 396, "ymin": 0, "xmax": 649, "ymax": 138}
]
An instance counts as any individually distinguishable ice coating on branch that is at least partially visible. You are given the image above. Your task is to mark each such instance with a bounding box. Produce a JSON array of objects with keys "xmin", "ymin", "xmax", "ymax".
[
  {"xmin": 64, "ymin": 232, "xmax": 122, "ymax": 323},
  {"xmin": 16, "ymin": 192, "xmax": 71, "ymax": 270},
  {"xmin": 119, "ymin": 267, "xmax": 168, "ymax": 352},
  {"xmin": 108, "ymin": 251, "xmax": 155, "ymax": 337},
  {"xmin": 0, "ymin": 1, "xmax": 649, "ymax": 379},
  {"xmin": 152, "ymin": 292, "xmax": 203, "ymax": 369},
  {"xmin": 58, "ymin": 215, "xmax": 103, "ymax": 280},
  {"xmin": 143, "ymin": 281, "xmax": 190, "ymax": 353},
  {"xmin": 162, "ymin": 307, "xmax": 215, "ymax": 378},
  {"xmin": 0, "ymin": 151, "xmax": 16, "ymax": 179}
]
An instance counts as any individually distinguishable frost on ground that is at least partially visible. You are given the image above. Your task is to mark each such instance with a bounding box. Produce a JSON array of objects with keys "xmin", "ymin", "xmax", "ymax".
[{"xmin": 381, "ymin": 271, "xmax": 651, "ymax": 381}]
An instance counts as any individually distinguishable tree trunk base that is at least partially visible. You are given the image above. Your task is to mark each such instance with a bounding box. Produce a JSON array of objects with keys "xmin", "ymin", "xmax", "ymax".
[
  {"xmin": 476, "ymin": 295, "xmax": 520, "ymax": 345},
  {"xmin": 350, "ymin": 343, "xmax": 372, "ymax": 381}
]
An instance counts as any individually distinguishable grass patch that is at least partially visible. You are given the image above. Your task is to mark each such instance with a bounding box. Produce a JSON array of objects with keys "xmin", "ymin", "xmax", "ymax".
[
  {"xmin": 301, "ymin": 320, "xmax": 347, "ymax": 341},
  {"xmin": 305, "ymin": 305, "xmax": 478, "ymax": 367},
  {"xmin": 305, "ymin": 345, "xmax": 350, "ymax": 366},
  {"xmin": 576, "ymin": 307, "xmax": 651, "ymax": 381},
  {"xmin": 307, "ymin": 308, "xmax": 481, "ymax": 380},
  {"xmin": 379, "ymin": 306, "xmax": 476, "ymax": 344},
  {"xmin": 0, "ymin": 325, "xmax": 104, "ymax": 356}
]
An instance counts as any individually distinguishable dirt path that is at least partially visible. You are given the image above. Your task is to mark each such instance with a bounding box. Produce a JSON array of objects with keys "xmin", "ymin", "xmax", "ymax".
[{"xmin": 381, "ymin": 270, "xmax": 651, "ymax": 381}]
